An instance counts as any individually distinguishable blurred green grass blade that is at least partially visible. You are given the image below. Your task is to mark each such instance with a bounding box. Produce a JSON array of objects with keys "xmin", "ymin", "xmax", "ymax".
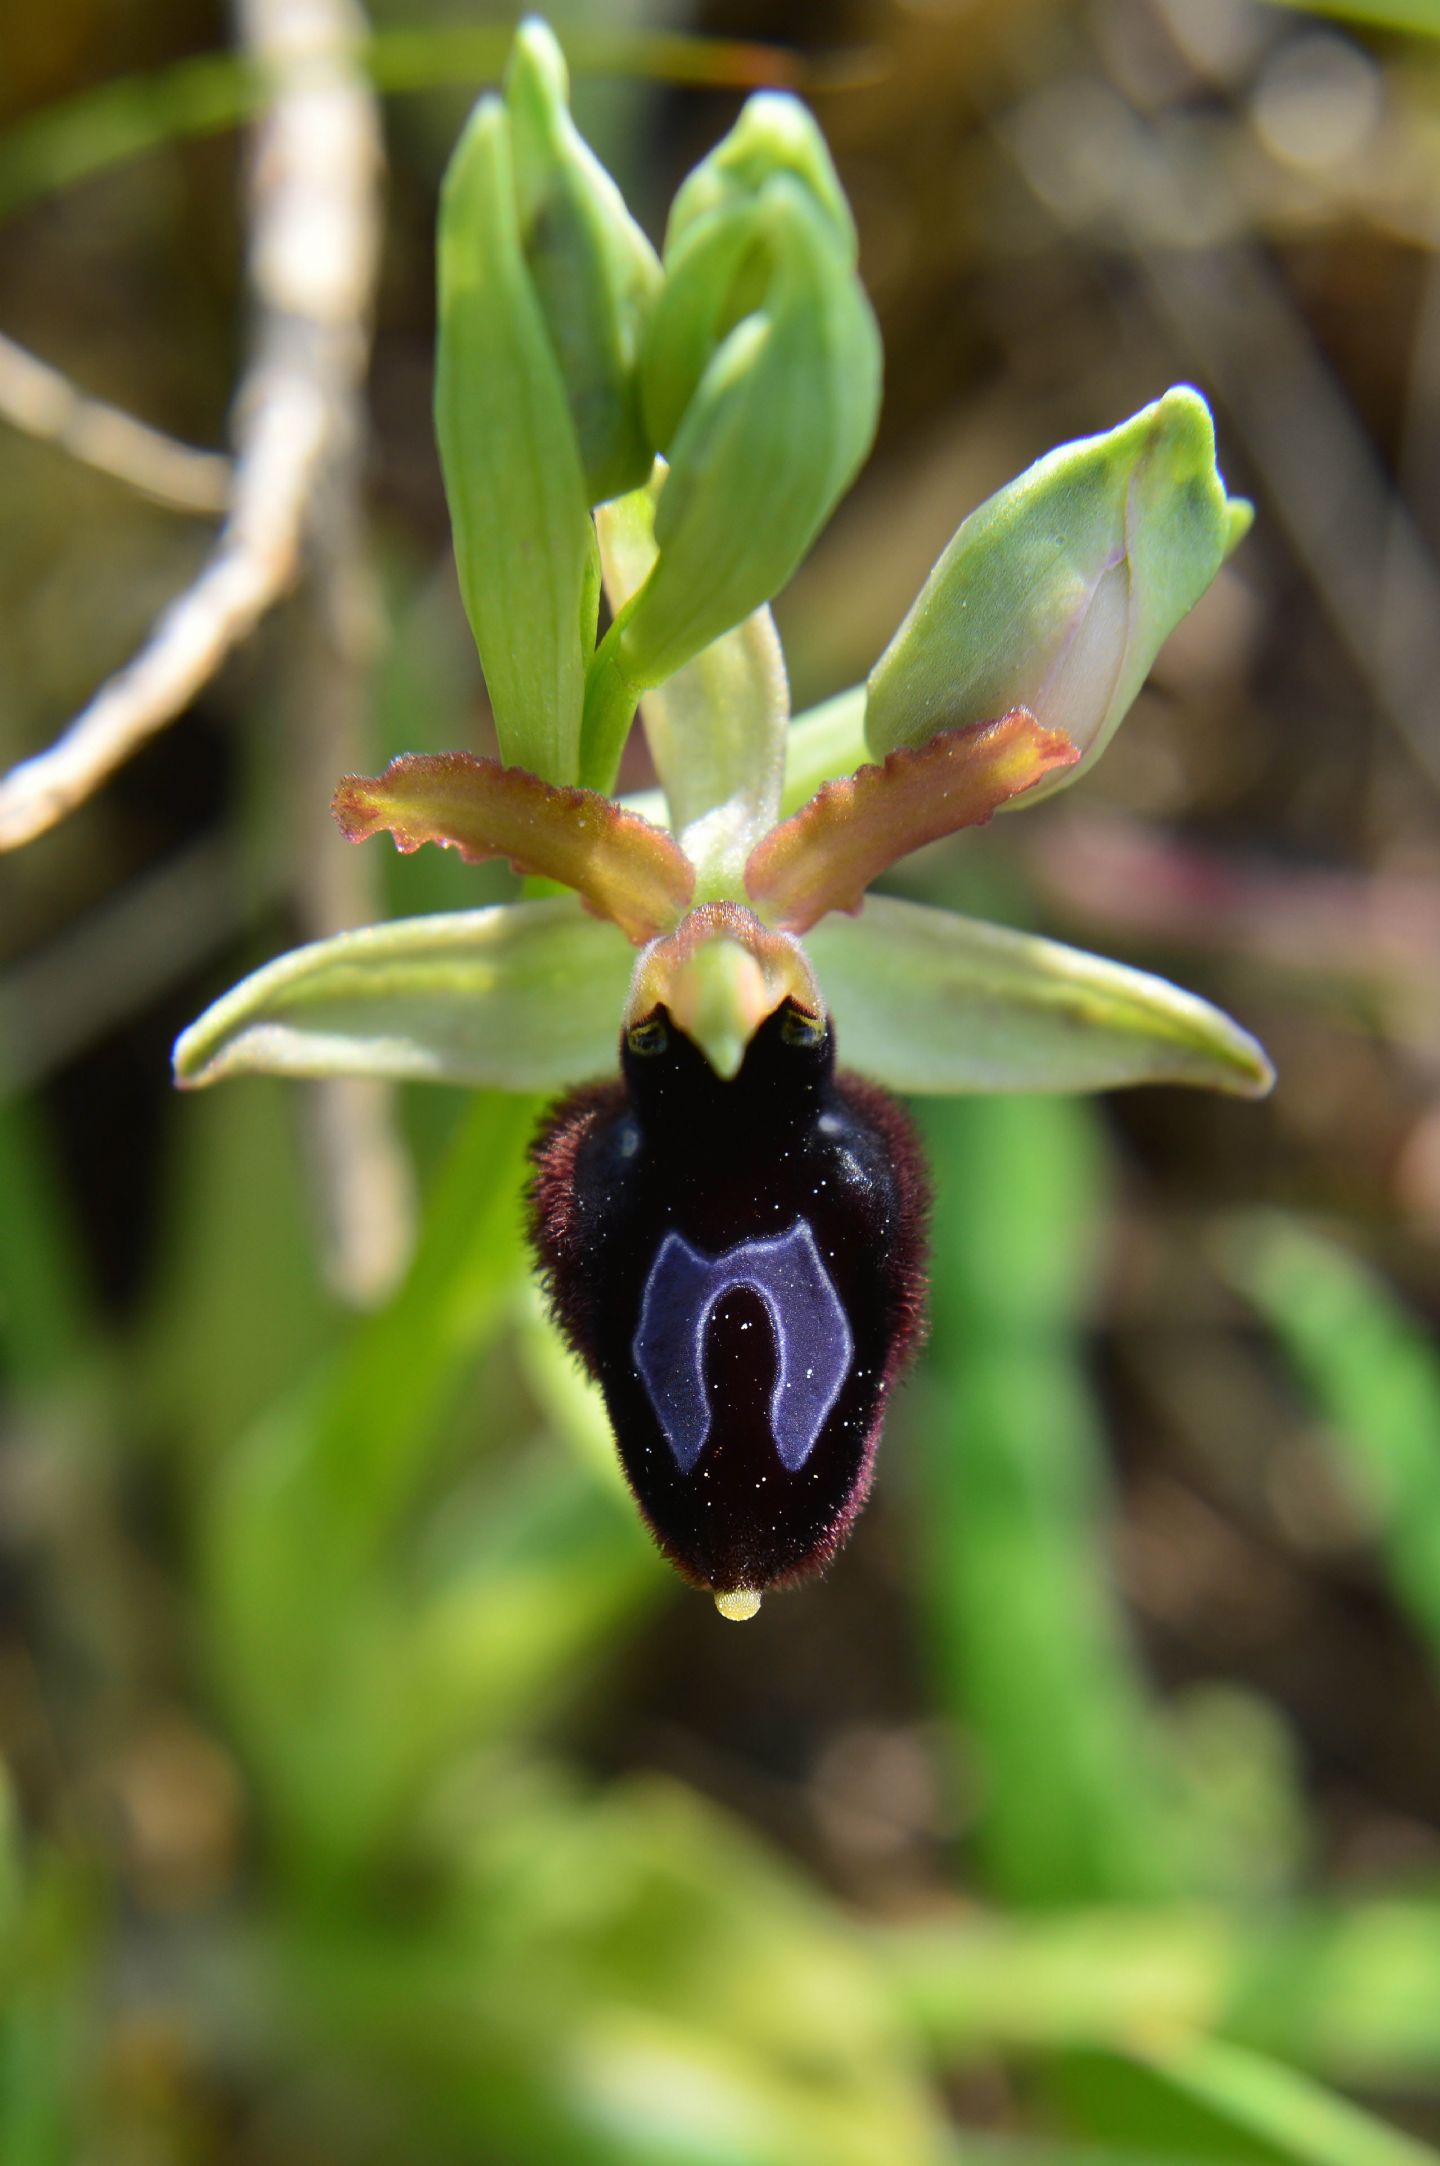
[
  {"xmin": 255, "ymin": 1443, "xmax": 661, "ymax": 1868},
  {"xmin": 286, "ymin": 1773, "xmax": 947, "ymax": 2166},
  {"xmin": 1254, "ymin": 0, "xmax": 1440, "ymax": 37},
  {"xmin": 955, "ymin": 2146, "xmax": 1240, "ymax": 2166},
  {"xmin": 879, "ymin": 1899, "xmax": 1440, "ymax": 2081},
  {"xmin": 204, "ymin": 1090, "xmax": 536, "ymax": 1789},
  {"xmin": 308, "ymin": 1089, "xmax": 537, "ymax": 1550},
  {"xmin": 283, "ymin": 1304, "xmax": 665, "ymax": 1861},
  {"xmin": 209, "ymin": 1088, "xmax": 535, "ymax": 1584},
  {"xmin": 0, "ymin": 49, "xmax": 261, "ymax": 220},
  {"xmin": 0, "ymin": 1783, "xmax": 92, "ymax": 2166},
  {"xmin": 139, "ymin": 1076, "xmax": 334, "ymax": 1469},
  {"xmin": 1053, "ymin": 2039, "xmax": 1440, "ymax": 2166},
  {"xmin": 0, "ymin": 27, "xmax": 803, "ymax": 224},
  {"xmin": 1224, "ymin": 1214, "xmax": 1440, "ymax": 1665},
  {"xmin": 396, "ymin": 1450, "xmax": 659, "ymax": 1743},
  {"xmin": 0, "ymin": 1093, "xmax": 93, "ymax": 1389},
  {"xmin": 0, "ymin": 2003, "xmax": 74, "ymax": 2166},
  {"xmin": 914, "ymin": 1096, "xmax": 1192, "ymax": 1905}
]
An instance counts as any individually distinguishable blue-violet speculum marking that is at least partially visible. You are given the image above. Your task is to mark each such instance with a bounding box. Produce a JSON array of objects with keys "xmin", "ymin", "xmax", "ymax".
[
  {"xmin": 529, "ymin": 997, "xmax": 930, "ymax": 1605},
  {"xmin": 633, "ymin": 1221, "xmax": 854, "ymax": 1474}
]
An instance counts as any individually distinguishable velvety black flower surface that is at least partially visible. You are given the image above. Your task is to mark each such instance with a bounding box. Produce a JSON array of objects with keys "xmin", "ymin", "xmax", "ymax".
[{"xmin": 530, "ymin": 1001, "xmax": 928, "ymax": 1605}]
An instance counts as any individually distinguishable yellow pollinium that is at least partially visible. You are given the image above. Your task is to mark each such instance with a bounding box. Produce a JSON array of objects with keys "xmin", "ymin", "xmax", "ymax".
[{"xmin": 714, "ymin": 1587, "xmax": 762, "ymax": 1622}]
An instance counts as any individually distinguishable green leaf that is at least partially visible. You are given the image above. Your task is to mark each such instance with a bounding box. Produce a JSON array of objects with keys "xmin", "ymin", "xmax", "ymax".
[
  {"xmin": 633, "ymin": 176, "xmax": 881, "ymax": 683},
  {"xmin": 172, "ymin": 899, "xmax": 634, "ymax": 1092},
  {"xmin": 913, "ymin": 1094, "xmax": 1195, "ymax": 1906},
  {"xmin": 435, "ymin": 95, "xmax": 598, "ymax": 784},
  {"xmin": 596, "ymin": 467, "xmax": 789, "ymax": 898},
  {"xmin": 1254, "ymin": 0, "xmax": 1440, "ymax": 34},
  {"xmin": 879, "ymin": 1896, "xmax": 1440, "ymax": 2079},
  {"xmin": 1053, "ymin": 2039, "xmax": 1440, "ymax": 2166},
  {"xmin": 504, "ymin": 19, "xmax": 662, "ymax": 505},
  {"xmin": 1222, "ymin": 1215, "xmax": 1440, "ymax": 1669},
  {"xmin": 866, "ymin": 388, "xmax": 1247, "ymax": 799},
  {"xmin": 805, "ymin": 895, "xmax": 1274, "ymax": 1097},
  {"xmin": 662, "ymin": 87, "xmax": 858, "ymax": 277}
]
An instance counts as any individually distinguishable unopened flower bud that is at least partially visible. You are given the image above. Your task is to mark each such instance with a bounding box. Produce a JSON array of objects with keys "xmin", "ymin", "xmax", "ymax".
[
  {"xmin": 505, "ymin": 19, "xmax": 662, "ymax": 505},
  {"xmin": 865, "ymin": 387, "xmax": 1251, "ymax": 796},
  {"xmin": 612, "ymin": 95, "xmax": 881, "ymax": 697},
  {"xmin": 435, "ymin": 20, "xmax": 661, "ymax": 783}
]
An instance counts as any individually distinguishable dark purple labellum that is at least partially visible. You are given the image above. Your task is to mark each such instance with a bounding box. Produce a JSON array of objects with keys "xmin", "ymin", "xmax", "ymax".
[{"xmin": 528, "ymin": 1000, "xmax": 929, "ymax": 1603}]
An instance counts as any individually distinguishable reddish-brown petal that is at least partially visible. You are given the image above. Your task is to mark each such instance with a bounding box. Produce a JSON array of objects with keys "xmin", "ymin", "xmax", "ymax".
[
  {"xmin": 743, "ymin": 710, "xmax": 1079, "ymax": 934},
  {"xmin": 333, "ymin": 753, "xmax": 694, "ymax": 945}
]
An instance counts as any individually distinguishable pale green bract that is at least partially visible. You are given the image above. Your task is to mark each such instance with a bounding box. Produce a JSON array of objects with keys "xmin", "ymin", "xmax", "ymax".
[{"xmin": 176, "ymin": 18, "xmax": 1273, "ymax": 1118}]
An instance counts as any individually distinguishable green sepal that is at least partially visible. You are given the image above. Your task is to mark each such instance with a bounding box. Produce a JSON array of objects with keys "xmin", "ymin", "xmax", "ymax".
[
  {"xmin": 866, "ymin": 387, "xmax": 1247, "ymax": 799},
  {"xmin": 172, "ymin": 899, "xmax": 635, "ymax": 1093},
  {"xmin": 435, "ymin": 94, "xmax": 598, "ymax": 785},
  {"xmin": 504, "ymin": 18, "xmax": 662, "ymax": 506},
  {"xmin": 805, "ymin": 894, "xmax": 1274, "ymax": 1098}
]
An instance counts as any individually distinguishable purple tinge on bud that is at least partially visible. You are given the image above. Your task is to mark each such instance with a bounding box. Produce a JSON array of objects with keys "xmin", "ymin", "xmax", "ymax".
[
  {"xmin": 528, "ymin": 1000, "xmax": 929, "ymax": 1597},
  {"xmin": 864, "ymin": 388, "xmax": 1249, "ymax": 799}
]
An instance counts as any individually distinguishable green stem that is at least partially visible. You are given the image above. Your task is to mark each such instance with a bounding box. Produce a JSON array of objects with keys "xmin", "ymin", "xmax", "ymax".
[{"xmin": 578, "ymin": 618, "xmax": 644, "ymax": 794}]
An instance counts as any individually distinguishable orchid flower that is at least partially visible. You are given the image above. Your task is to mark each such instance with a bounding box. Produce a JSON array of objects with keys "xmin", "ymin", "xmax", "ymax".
[{"xmin": 174, "ymin": 20, "xmax": 1271, "ymax": 1620}]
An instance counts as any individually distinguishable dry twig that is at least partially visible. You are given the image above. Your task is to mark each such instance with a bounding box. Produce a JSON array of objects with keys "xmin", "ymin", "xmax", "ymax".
[
  {"xmin": 0, "ymin": 330, "xmax": 232, "ymax": 514},
  {"xmin": 235, "ymin": 0, "xmax": 413, "ymax": 1303},
  {"xmin": 0, "ymin": 0, "xmax": 380, "ymax": 852}
]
